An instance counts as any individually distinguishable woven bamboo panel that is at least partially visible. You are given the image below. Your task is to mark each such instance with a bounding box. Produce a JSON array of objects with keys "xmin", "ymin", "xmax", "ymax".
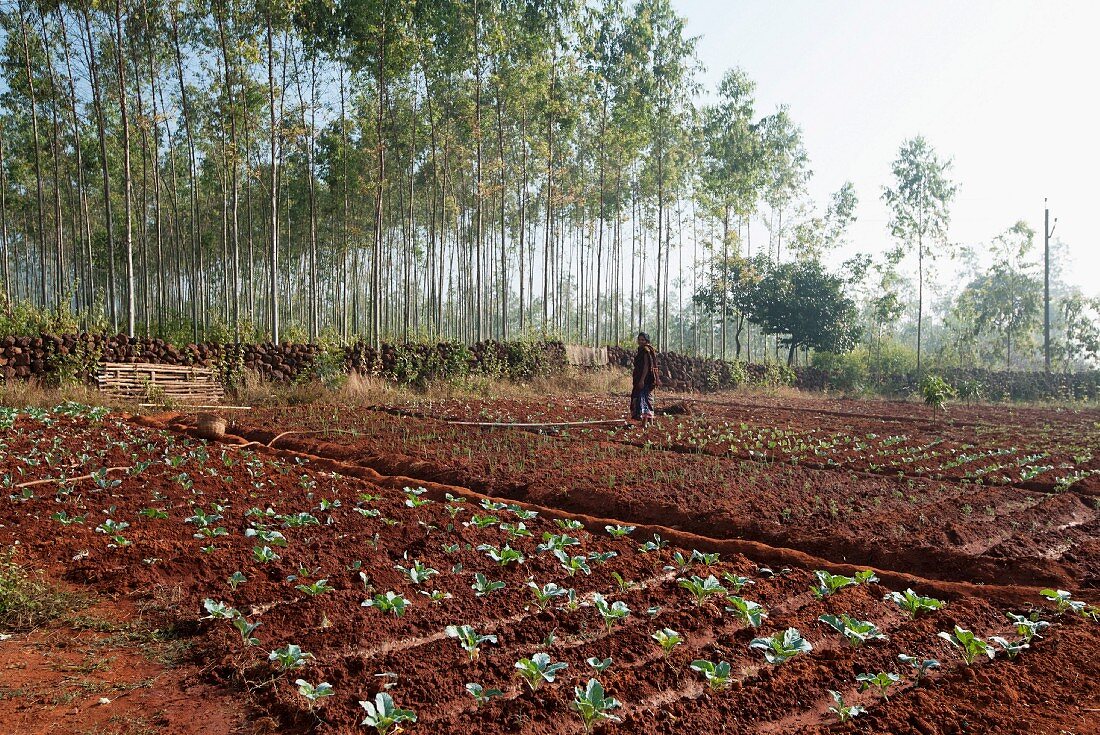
[{"xmin": 96, "ymin": 362, "xmax": 224, "ymax": 403}]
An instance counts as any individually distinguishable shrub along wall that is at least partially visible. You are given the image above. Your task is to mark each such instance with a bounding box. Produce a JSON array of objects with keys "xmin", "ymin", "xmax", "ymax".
[
  {"xmin": 1, "ymin": 333, "xmax": 1095, "ymax": 402},
  {"xmin": 0, "ymin": 333, "xmax": 568, "ymax": 388},
  {"xmin": 608, "ymin": 345, "xmax": 1100, "ymax": 402}
]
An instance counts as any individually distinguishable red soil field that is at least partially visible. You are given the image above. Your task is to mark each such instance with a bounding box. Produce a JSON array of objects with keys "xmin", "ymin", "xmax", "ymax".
[{"xmin": 1, "ymin": 397, "xmax": 1098, "ymax": 735}]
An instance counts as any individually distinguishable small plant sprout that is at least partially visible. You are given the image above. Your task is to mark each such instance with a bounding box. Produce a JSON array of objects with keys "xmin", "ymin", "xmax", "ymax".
[
  {"xmin": 694, "ymin": 550, "xmax": 721, "ymax": 566},
  {"xmin": 295, "ymin": 679, "xmax": 334, "ymax": 707},
  {"xmin": 232, "ymin": 616, "xmax": 262, "ymax": 646},
  {"xmin": 592, "ymin": 594, "xmax": 630, "ymax": 633},
  {"xmin": 528, "ymin": 581, "xmax": 570, "ymax": 610},
  {"xmin": 586, "ymin": 657, "xmax": 613, "ymax": 673},
  {"xmin": 202, "ymin": 599, "xmax": 240, "ymax": 620},
  {"xmin": 651, "ymin": 628, "xmax": 684, "ymax": 657},
  {"xmin": 555, "ymin": 517, "xmax": 584, "ymax": 531},
  {"xmin": 856, "ymin": 671, "xmax": 901, "ymax": 700},
  {"xmin": 363, "ymin": 591, "xmax": 410, "ymax": 617},
  {"xmin": 252, "ymin": 545, "xmax": 280, "ymax": 564},
  {"xmin": 637, "ymin": 533, "xmax": 667, "ymax": 552},
  {"xmin": 1007, "ymin": 612, "xmax": 1050, "ymax": 643},
  {"xmin": 828, "ymin": 690, "xmax": 866, "ymax": 723},
  {"xmin": 227, "ymin": 571, "xmax": 247, "ymax": 590},
  {"xmin": 419, "ymin": 589, "xmax": 452, "ymax": 604},
  {"xmin": 472, "ymin": 573, "xmax": 506, "ymax": 596},
  {"xmin": 465, "ymin": 683, "xmax": 503, "ymax": 706},
  {"xmin": 811, "ymin": 570, "xmax": 856, "ymax": 599},
  {"xmin": 854, "ymin": 569, "xmax": 879, "ymax": 585},
  {"xmin": 587, "ymin": 551, "xmax": 618, "ymax": 566},
  {"xmin": 749, "ymin": 628, "xmax": 813, "ymax": 665},
  {"xmin": 666, "ymin": 551, "xmax": 694, "ymax": 573},
  {"xmin": 884, "ymin": 588, "xmax": 946, "ymax": 618},
  {"xmin": 515, "ymin": 652, "xmax": 569, "ymax": 690},
  {"xmin": 555, "ymin": 550, "xmax": 592, "ymax": 576},
  {"xmin": 481, "ymin": 498, "xmax": 508, "ymax": 512},
  {"xmin": 991, "ymin": 636, "xmax": 1029, "ymax": 660},
  {"xmin": 724, "ymin": 596, "xmax": 767, "ymax": 627},
  {"xmin": 678, "ymin": 575, "xmax": 727, "ymax": 605},
  {"xmin": 295, "ymin": 579, "xmax": 334, "ymax": 596},
  {"xmin": 359, "ymin": 692, "xmax": 417, "ymax": 735},
  {"xmin": 395, "ymin": 558, "xmax": 439, "ymax": 584},
  {"xmin": 898, "ymin": 654, "xmax": 940, "ymax": 682},
  {"xmin": 818, "ymin": 614, "xmax": 888, "ymax": 647},
  {"xmin": 269, "ymin": 644, "xmax": 313, "ymax": 670},
  {"xmin": 499, "ymin": 521, "xmax": 532, "ymax": 539},
  {"xmin": 537, "ymin": 532, "xmax": 581, "ymax": 553},
  {"xmin": 572, "ymin": 678, "xmax": 621, "ymax": 732},
  {"xmin": 478, "ymin": 543, "xmax": 525, "ymax": 566},
  {"xmin": 611, "ymin": 572, "xmax": 638, "ymax": 593},
  {"xmin": 1040, "ymin": 588, "xmax": 1087, "ymax": 616},
  {"xmin": 605, "ymin": 524, "xmax": 635, "ymax": 538},
  {"xmin": 937, "ymin": 625, "xmax": 994, "ymax": 665},
  {"xmin": 722, "ymin": 572, "xmax": 754, "ymax": 593},
  {"xmin": 690, "ymin": 659, "xmax": 732, "ymax": 690},
  {"xmin": 445, "ymin": 625, "xmax": 498, "ymax": 661},
  {"xmin": 245, "ymin": 528, "xmax": 288, "ymax": 546}
]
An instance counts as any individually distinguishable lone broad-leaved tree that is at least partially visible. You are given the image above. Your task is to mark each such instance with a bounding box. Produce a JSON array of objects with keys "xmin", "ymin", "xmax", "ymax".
[{"xmin": 882, "ymin": 137, "xmax": 956, "ymax": 373}]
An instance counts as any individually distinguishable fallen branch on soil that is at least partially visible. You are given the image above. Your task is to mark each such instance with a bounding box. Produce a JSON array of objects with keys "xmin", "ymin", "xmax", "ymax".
[
  {"xmin": 446, "ymin": 419, "xmax": 628, "ymax": 429},
  {"xmin": 14, "ymin": 467, "xmax": 132, "ymax": 489}
]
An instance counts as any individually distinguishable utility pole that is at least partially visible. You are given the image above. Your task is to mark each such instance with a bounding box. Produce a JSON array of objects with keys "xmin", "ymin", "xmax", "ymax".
[{"xmin": 1043, "ymin": 199, "xmax": 1057, "ymax": 373}]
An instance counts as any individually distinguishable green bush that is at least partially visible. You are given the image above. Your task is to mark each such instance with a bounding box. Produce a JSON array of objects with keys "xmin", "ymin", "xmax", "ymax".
[
  {"xmin": 811, "ymin": 350, "xmax": 869, "ymax": 393},
  {"xmin": 44, "ymin": 341, "xmax": 104, "ymax": 388}
]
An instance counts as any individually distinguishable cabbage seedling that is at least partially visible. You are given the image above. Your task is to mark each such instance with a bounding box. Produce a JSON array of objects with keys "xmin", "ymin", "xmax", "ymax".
[
  {"xmin": 818, "ymin": 614, "xmax": 888, "ymax": 647},
  {"xmin": 724, "ymin": 596, "xmax": 767, "ymax": 627},
  {"xmin": 749, "ymin": 628, "xmax": 812, "ymax": 664},
  {"xmin": 592, "ymin": 594, "xmax": 630, "ymax": 633},
  {"xmin": 419, "ymin": 589, "xmax": 452, "ymax": 604},
  {"xmin": 269, "ymin": 644, "xmax": 313, "ymax": 670},
  {"xmin": 855, "ymin": 569, "xmax": 879, "ymax": 584},
  {"xmin": 722, "ymin": 573, "xmax": 754, "ymax": 593},
  {"xmin": 555, "ymin": 518, "xmax": 584, "ymax": 531},
  {"xmin": 856, "ymin": 671, "xmax": 900, "ymax": 699},
  {"xmin": 990, "ymin": 636, "xmax": 1029, "ymax": 660},
  {"xmin": 515, "ymin": 652, "xmax": 568, "ymax": 690},
  {"xmin": 690, "ymin": 659, "xmax": 732, "ymax": 690},
  {"xmin": 232, "ymin": 616, "xmax": 262, "ymax": 646},
  {"xmin": 572, "ymin": 678, "xmax": 621, "ymax": 732},
  {"xmin": 395, "ymin": 559, "xmax": 439, "ymax": 584},
  {"xmin": 478, "ymin": 544, "xmax": 525, "ymax": 566},
  {"xmin": 537, "ymin": 533, "xmax": 580, "ymax": 553},
  {"xmin": 51, "ymin": 511, "xmax": 87, "ymax": 526},
  {"xmin": 359, "ymin": 692, "xmax": 416, "ymax": 735},
  {"xmin": 363, "ymin": 592, "xmax": 410, "ymax": 617},
  {"xmin": 586, "ymin": 657, "xmax": 612, "ymax": 673},
  {"xmin": 897, "ymin": 654, "xmax": 940, "ymax": 682},
  {"xmin": 480, "ymin": 498, "xmax": 507, "ymax": 512},
  {"xmin": 1007, "ymin": 613, "xmax": 1050, "ymax": 642},
  {"xmin": 465, "ymin": 683, "xmax": 503, "ymax": 706},
  {"xmin": 827, "ymin": 690, "xmax": 865, "ymax": 722},
  {"xmin": 937, "ymin": 625, "xmax": 994, "ymax": 665},
  {"xmin": 637, "ymin": 534, "xmax": 667, "ymax": 552},
  {"xmin": 202, "ymin": 599, "xmax": 239, "ymax": 620},
  {"xmin": 588, "ymin": 551, "xmax": 618, "ymax": 565},
  {"xmin": 555, "ymin": 550, "xmax": 591, "ymax": 576},
  {"xmin": 466, "ymin": 514, "xmax": 500, "ymax": 529},
  {"xmin": 252, "ymin": 546, "xmax": 280, "ymax": 564},
  {"xmin": 227, "ymin": 572, "xmax": 247, "ymax": 590},
  {"xmin": 245, "ymin": 528, "xmax": 287, "ymax": 547},
  {"xmin": 605, "ymin": 525, "xmax": 635, "ymax": 538},
  {"xmin": 651, "ymin": 628, "xmax": 683, "ymax": 657},
  {"xmin": 528, "ymin": 581, "xmax": 570, "ymax": 610},
  {"xmin": 678, "ymin": 575, "xmax": 727, "ymax": 605},
  {"xmin": 472, "ymin": 573, "xmax": 506, "ymax": 596},
  {"xmin": 811, "ymin": 570, "xmax": 856, "ymax": 599},
  {"xmin": 295, "ymin": 679, "xmax": 334, "ymax": 706},
  {"xmin": 295, "ymin": 579, "xmax": 333, "ymax": 596},
  {"xmin": 499, "ymin": 522, "xmax": 532, "ymax": 539},
  {"xmin": 611, "ymin": 572, "xmax": 637, "ymax": 593},
  {"xmin": 445, "ymin": 625, "xmax": 498, "ymax": 660},
  {"xmin": 884, "ymin": 589, "xmax": 945, "ymax": 618},
  {"xmin": 1040, "ymin": 588, "xmax": 1087, "ymax": 616}
]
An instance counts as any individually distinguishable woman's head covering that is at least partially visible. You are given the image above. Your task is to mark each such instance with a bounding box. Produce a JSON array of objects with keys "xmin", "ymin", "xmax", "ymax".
[{"xmin": 637, "ymin": 331, "xmax": 650, "ymax": 343}]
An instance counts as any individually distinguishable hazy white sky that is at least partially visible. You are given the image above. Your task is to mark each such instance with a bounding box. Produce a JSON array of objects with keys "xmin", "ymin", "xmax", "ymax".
[{"xmin": 673, "ymin": 0, "xmax": 1099, "ymax": 295}]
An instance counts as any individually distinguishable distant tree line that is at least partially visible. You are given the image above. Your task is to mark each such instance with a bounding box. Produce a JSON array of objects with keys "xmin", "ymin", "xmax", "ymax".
[{"xmin": 0, "ymin": 0, "xmax": 1095, "ymax": 372}]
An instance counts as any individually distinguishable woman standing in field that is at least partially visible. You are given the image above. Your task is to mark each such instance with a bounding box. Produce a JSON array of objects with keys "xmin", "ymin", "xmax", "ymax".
[{"xmin": 631, "ymin": 332, "xmax": 660, "ymax": 429}]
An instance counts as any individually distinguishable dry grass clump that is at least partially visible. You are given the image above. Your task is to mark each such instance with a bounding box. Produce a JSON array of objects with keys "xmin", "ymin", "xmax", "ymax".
[{"xmin": 0, "ymin": 547, "xmax": 86, "ymax": 632}]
